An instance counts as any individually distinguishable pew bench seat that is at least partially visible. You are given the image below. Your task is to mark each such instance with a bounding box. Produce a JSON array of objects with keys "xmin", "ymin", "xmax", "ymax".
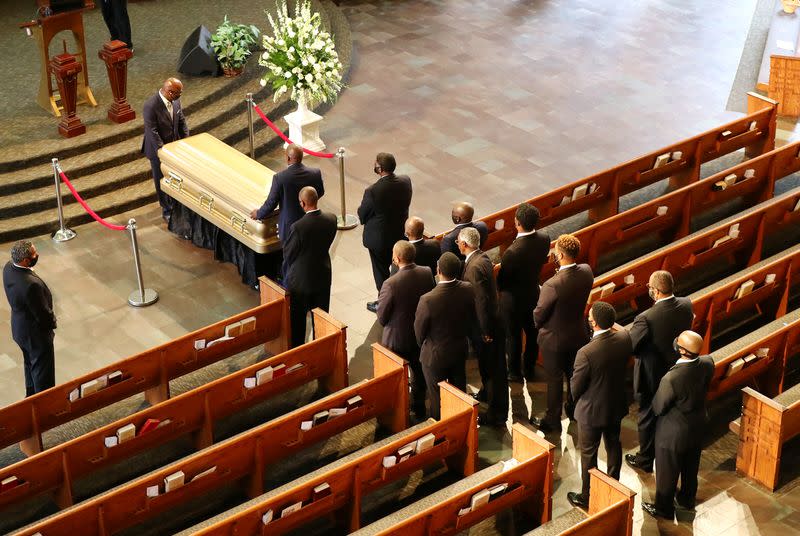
[{"xmin": 525, "ymin": 508, "xmax": 585, "ymax": 535}]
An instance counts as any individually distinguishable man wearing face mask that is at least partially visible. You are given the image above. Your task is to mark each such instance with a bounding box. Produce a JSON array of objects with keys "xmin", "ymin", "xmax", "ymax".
[
  {"xmin": 440, "ymin": 202, "xmax": 489, "ymax": 259},
  {"xmin": 3, "ymin": 241, "xmax": 57, "ymax": 396},
  {"xmin": 530, "ymin": 234, "xmax": 594, "ymax": 433},
  {"xmin": 358, "ymin": 152, "xmax": 413, "ymax": 313},
  {"xmin": 643, "ymin": 330, "xmax": 713, "ymax": 519},
  {"xmin": 625, "ymin": 270, "xmax": 694, "ymax": 473}
]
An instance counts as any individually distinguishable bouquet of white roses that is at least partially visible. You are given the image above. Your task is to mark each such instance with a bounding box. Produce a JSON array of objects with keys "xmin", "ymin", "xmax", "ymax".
[{"xmin": 259, "ymin": 0, "xmax": 343, "ymax": 104}]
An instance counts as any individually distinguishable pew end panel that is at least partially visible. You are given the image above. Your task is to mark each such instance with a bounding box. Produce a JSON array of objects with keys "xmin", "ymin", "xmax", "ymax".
[
  {"xmin": 511, "ymin": 423, "xmax": 555, "ymax": 525},
  {"xmin": 439, "ymin": 382, "xmax": 479, "ymax": 476},
  {"xmin": 736, "ymin": 387, "xmax": 787, "ymax": 490},
  {"xmin": 371, "ymin": 343, "xmax": 409, "ymax": 434},
  {"xmin": 586, "ymin": 469, "xmax": 635, "ymax": 535},
  {"xmin": 312, "ymin": 308, "xmax": 349, "ymax": 393},
  {"xmin": 745, "ymin": 92, "xmax": 778, "ymax": 158},
  {"xmin": 259, "ymin": 275, "xmax": 291, "ymax": 355}
]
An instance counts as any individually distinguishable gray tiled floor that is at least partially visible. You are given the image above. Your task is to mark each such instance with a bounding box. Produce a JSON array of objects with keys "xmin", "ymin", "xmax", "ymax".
[{"xmin": 2, "ymin": 0, "xmax": 800, "ymax": 534}]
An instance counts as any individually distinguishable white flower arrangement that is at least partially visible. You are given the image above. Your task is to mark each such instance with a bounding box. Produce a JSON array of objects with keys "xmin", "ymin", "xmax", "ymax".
[{"xmin": 259, "ymin": 0, "xmax": 343, "ymax": 104}]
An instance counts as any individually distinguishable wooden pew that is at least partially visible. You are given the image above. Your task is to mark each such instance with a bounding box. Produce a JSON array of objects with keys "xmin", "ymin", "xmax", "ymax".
[
  {"xmin": 589, "ymin": 187, "xmax": 800, "ymax": 321},
  {"xmin": 689, "ymin": 243, "xmax": 800, "ymax": 355},
  {"xmin": 179, "ymin": 381, "xmax": 479, "ymax": 536},
  {"xmin": 349, "ymin": 424, "xmax": 554, "ymax": 536},
  {"xmin": 707, "ymin": 309, "xmax": 800, "ymax": 401},
  {"xmin": 734, "ymin": 382, "xmax": 800, "ymax": 491},
  {"xmin": 13, "ymin": 344, "xmax": 410, "ymax": 536},
  {"xmin": 523, "ymin": 470, "xmax": 635, "ymax": 536},
  {"xmin": 0, "ymin": 309, "xmax": 346, "ymax": 512},
  {"xmin": 437, "ymin": 93, "xmax": 777, "ymax": 252},
  {"xmin": 559, "ymin": 141, "xmax": 800, "ymax": 281},
  {"xmin": 0, "ymin": 277, "xmax": 290, "ymax": 457}
]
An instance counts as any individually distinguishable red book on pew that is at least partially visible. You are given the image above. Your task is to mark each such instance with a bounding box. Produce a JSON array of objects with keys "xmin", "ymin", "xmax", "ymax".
[
  {"xmin": 139, "ymin": 419, "xmax": 161, "ymax": 436},
  {"xmin": 272, "ymin": 364, "xmax": 287, "ymax": 379}
]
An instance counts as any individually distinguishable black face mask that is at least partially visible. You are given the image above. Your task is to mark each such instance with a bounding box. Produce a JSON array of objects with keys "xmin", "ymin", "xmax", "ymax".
[
  {"xmin": 673, "ymin": 337, "xmax": 697, "ymax": 359},
  {"xmin": 373, "ymin": 165, "xmax": 381, "ymax": 174},
  {"xmin": 28, "ymin": 255, "xmax": 39, "ymax": 268}
]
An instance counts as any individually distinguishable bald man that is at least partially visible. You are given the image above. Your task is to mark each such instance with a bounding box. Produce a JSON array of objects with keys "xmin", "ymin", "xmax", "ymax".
[
  {"xmin": 643, "ymin": 330, "xmax": 714, "ymax": 520},
  {"xmin": 440, "ymin": 202, "xmax": 488, "ymax": 259},
  {"xmin": 142, "ymin": 78, "xmax": 190, "ymax": 220},
  {"xmin": 389, "ymin": 217, "xmax": 440, "ymax": 277},
  {"xmin": 283, "ymin": 187, "xmax": 337, "ymax": 347},
  {"xmin": 251, "ymin": 145, "xmax": 325, "ymax": 279}
]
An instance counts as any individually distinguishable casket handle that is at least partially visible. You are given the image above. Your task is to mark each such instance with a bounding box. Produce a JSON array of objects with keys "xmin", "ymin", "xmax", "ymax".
[
  {"xmin": 165, "ymin": 172, "xmax": 183, "ymax": 191},
  {"xmin": 231, "ymin": 212, "xmax": 248, "ymax": 234},
  {"xmin": 199, "ymin": 191, "xmax": 214, "ymax": 212}
]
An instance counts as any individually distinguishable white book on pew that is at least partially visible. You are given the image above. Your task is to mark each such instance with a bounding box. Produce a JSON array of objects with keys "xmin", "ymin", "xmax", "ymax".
[
  {"xmin": 743, "ymin": 353, "xmax": 758, "ymax": 364},
  {"xmin": 415, "ymin": 433, "xmax": 436, "ymax": 454},
  {"xmin": 80, "ymin": 379, "xmax": 101, "ymax": 397},
  {"xmin": 194, "ymin": 339, "xmax": 206, "ymax": 350},
  {"xmin": 735, "ymin": 280, "xmax": 755, "ymax": 300},
  {"xmin": 743, "ymin": 169, "xmax": 755, "ymax": 179},
  {"xmin": 571, "ymin": 183, "xmax": 588, "ymax": 201},
  {"xmin": 261, "ymin": 509, "xmax": 274, "ymax": 525},
  {"xmin": 382, "ymin": 455, "xmax": 397, "ymax": 468},
  {"xmin": 329, "ymin": 407, "xmax": 347, "ymax": 418},
  {"xmin": 164, "ymin": 471, "xmax": 185, "ymax": 492},
  {"xmin": 724, "ymin": 174, "xmax": 737, "ymax": 187},
  {"xmin": 749, "ymin": 121, "xmax": 757, "ymax": 131},
  {"xmin": 256, "ymin": 366, "xmax": 273, "ymax": 385},
  {"xmin": 458, "ymin": 507, "xmax": 471, "ymax": 517},
  {"xmin": 244, "ymin": 377, "xmax": 257, "ymax": 389},
  {"xmin": 281, "ymin": 501, "xmax": 303, "ymax": 518},
  {"xmin": 501, "ymin": 458, "xmax": 519, "ymax": 472},
  {"xmin": 300, "ymin": 421, "xmax": 313, "ymax": 431},
  {"xmin": 146, "ymin": 485, "xmax": 159, "ymax": 498},
  {"xmin": 765, "ymin": 273, "xmax": 776, "ymax": 285},
  {"xmin": 68, "ymin": 388, "xmax": 79, "ymax": 402},
  {"xmin": 104, "ymin": 436, "xmax": 118, "ymax": 448},
  {"xmin": 116, "ymin": 423, "xmax": 136, "ymax": 444},
  {"xmin": 623, "ymin": 274, "xmax": 635, "ymax": 285},
  {"xmin": 96, "ymin": 374, "xmax": 109, "ymax": 389},
  {"xmin": 794, "ymin": 198, "xmax": 800, "ymax": 212},
  {"xmin": 671, "ymin": 150, "xmax": 683, "ymax": 161},
  {"xmin": 656, "ymin": 205, "xmax": 668, "ymax": 216},
  {"xmin": 599, "ymin": 282, "xmax": 615, "ymax": 298},
  {"xmin": 191, "ymin": 466, "xmax": 217, "ymax": 482},
  {"xmin": 653, "ymin": 153, "xmax": 670, "ymax": 169},
  {"xmin": 240, "ymin": 316, "xmax": 257, "ymax": 334},
  {"xmin": 712, "ymin": 235, "xmax": 732, "ymax": 248},
  {"xmin": 721, "ymin": 130, "xmax": 732, "ymax": 137},
  {"xmin": 286, "ymin": 363, "xmax": 305, "ymax": 374},
  {"xmin": 587, "ymin": 286, "xmax": 603, "ymax": 305},
  {"xmin": 726, "ymin": 358, "xmax": 745, "ymax": 377},
  {"xmin": 488, "ymin": 483, "xmax": 509, "ymax": 501},
  {"xmin": 225, "ymin": 321, "xmax": 243, "ymax": 338},
  {"xmin": 470, "ymin": 489, "xmax": 491, "ymax": 510},
  {"xmin": 559, "ymin": 195, "xmax": 571, "ymax": 206},
  {"xmin": 207, "ymin": 336, "xmax": 234, "ymax": 348},
  {"xmin": 756, "ymin": 348, "xmax": 770, "ymax": 358}
]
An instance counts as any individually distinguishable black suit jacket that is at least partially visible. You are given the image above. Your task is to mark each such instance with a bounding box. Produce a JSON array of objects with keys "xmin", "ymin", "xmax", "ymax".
[
  {"xmin": 357, "ymin": 173, "xmax": 413, "ymax": 252},
  {"xmin": 629, "ymin": 296, "xmax": 694, "ymax": 401},
  {"xmin": 3, "ymin": 262, "xmax": 56, "ymax": 345},
  {"xmin": 571, "ymin": 329, "xmax": 633, "ymax": 426},
  {"xmin": 653, "ymin": 356, "xmax": 715, "ymax": 451},
  {"xmin": 377, "ymin": 264, "xmax": 436, "ymax": 355},
  {"xmin": 141, "ymin": 91, "xmax": 190, "ymax": 160},
  {"xmin": 283, "ymin": 210, "xmax": 338, "ymax": 294},
  {"xmin": 255, "ymin": 163, "xmax": 325, "ymax": 243},
  {"xmin": 534, "ymin": 264, "xmax": 594, "ymax": 353},
  {"xmin": 389, "ymin": 238, "xmax": 440, "ymax": 278},
  {"xmin": 496, "ymin": 231, "xmax": 551, "ymax": 311},
  {"xmin": 440, "ymin": 221, "xmax": 489, "ymax": 259},
  {"xmin": 462, "ymin": 250, "xmax": 498, "ymax": 337},
  {"xmin": 414, "ymin": 280, "xmax": 477, "ymax": 368}
]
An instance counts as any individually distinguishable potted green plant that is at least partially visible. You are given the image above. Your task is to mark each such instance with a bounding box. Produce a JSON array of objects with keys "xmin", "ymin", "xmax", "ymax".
[{"xmin": 210, "ymin": 16, "xmax": 260, "ymax": 77}]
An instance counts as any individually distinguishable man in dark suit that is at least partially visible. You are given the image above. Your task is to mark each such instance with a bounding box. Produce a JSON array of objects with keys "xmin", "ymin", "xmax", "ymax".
[
  {"xmin": 377, "ymin": 241, "xmax": 436, "ymax": 417},
  {"xmin": 457, "ymin": 227, "xmax": 507, "ymax": 427},
  {"xmin": 567, "ymin": 301, "xmax": 632, "ymax": 508},
  {"xmin": 497, "ymin": 203, "xmax": 550, "ymax": 382},
  {"xmin": 141, "ymin": 78, "xmax": 190, "ymax": 220},
  {"xmin": 402, "ymin": 216, "xmax": 440, "ymax": 276},
  {"xmin": 414, "ymin": 252, "xmax": 477, "ymax": 420},
  {"xmin": 643, "ymin": 330, "xmax": 714, "ymax": 519},
  {"xmin": 440, "ymin": 202, "xmax": 489, "ymax": 259},
  {"xmin": 251, "ymin": 145, "xmax": 325, "ymax": 278},
  {"xmin": 357, "ymin": 152, "xmax": 413, "ymax": 312},
  {"xmin": 3, "ymin": 241, "xmax": 57, "ymax": 396},
  {"xmin": 625, "ymin": 270, "xmax": 694, "ymax": 473},
  {"xmin": 100, "ymin": 0, "xmax": 132, "ymax": 50},
  {"xmin": 283, "ymin": 187, "xmax": 338, "ymax": 348},
  {"xmin": 531, "ymin": 234, "xmax": 594, "ymax": 433}
]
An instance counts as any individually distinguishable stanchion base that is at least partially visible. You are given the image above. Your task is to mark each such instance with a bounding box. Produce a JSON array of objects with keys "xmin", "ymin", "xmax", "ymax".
[
  {"xmin": 128, "ymin": 288, "xmax": 159, "ymax": 307},
  {"xmin": 52, "ymin": 228, "xmax": 76, "ymax": 242},
  {"xmin": 337, "ymin": 214, "xmax": 359, "ymax": 230}
]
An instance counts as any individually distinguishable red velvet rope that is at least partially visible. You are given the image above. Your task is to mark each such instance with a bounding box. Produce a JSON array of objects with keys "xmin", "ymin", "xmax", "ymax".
[
  {"xmin": 58, "ymin": 170, "xmax": 127, "ymax": 231},
  {"xmin": 251, "ymin": 102, "xmax": 335, "ymax": 158}
]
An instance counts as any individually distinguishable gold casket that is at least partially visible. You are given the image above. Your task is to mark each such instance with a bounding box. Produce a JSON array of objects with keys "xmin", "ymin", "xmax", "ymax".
[{"xmin": 158, "ymin": 133, "xmax": 280, "ymax": 254}]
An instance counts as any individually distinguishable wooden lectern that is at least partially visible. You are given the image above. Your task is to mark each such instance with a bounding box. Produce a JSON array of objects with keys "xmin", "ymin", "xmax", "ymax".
[{"xmin": 19, "ymin": 1, "xmax": 98, "ymax": 117}]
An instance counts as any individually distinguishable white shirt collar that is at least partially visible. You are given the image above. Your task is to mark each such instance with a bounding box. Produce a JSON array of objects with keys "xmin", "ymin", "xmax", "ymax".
[
  {"xmin": 12, "ymin": 262, "xmax": 31, "ymax": 271},
  {"xmin": 592, "ymin": 328, "xmax": 609, "ymax": 338},
  {"xmin": 465, "ymin": 250, "xmax": 477, "ymax": 263},
  {"xmin": 305, "ymin": 208, "xmax": 320, "ymax": 214},
  {"xmin": 676, "ymin": 356, "xmax": 698, "ymax": 364},
  {"xmin": 408, "ymin": 238, "xmax": 423, "ymax": 244},
  {"xmin": 655, "ymin": 295, "xmax": 675, "ymax": 304},
  {"xmin": 437, "ymin": 278, "xmax": 457, "ymax": 285},
  {"xmin": 558, "ymin": 263, "xmax": 577, "ymax": 271},
  {"xmin": 516, "ymin": 230, "xmax": 535, "ymax": 238}
]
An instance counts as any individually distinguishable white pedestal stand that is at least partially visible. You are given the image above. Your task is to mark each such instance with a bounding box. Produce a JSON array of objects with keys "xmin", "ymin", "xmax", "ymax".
[{"xmin": 283, "ymin": 97, "xmax": 326, "ymax": 152}]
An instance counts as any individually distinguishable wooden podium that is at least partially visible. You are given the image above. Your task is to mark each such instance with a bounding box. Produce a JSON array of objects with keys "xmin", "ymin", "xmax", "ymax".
[{"xmin": 20, "ymin": 1, "xmax": 98, "ymax": 117}]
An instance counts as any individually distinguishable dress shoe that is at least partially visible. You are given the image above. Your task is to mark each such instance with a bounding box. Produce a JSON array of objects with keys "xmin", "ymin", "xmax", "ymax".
[
  {"xmin": 567, "ymin": 492, "xmax": 588, "ymax": 508},
  {"xmin": 529, "ymin": 416, "xmax": 561, "ymax": 433},
  {"xmin": 642, "ymin": 502, "xmax": 673, "ymax": 519},
  {"xmin": 507, "ymin": 372, "xmax": 523, "ymax": 383},
  {"xmin": 366, "ymin": 301, "xmax": 379, "ymax": 313},
  {"xmin": 479, "ymin": 412, "xmax": 505, "ymax": 428},
  {"xmin": 472, "ymin": 390, "xmax": 488, "ymax": 403},
  {"xmin": 625, "ymin": 453, "xmax": 653, "ymax": 473}
]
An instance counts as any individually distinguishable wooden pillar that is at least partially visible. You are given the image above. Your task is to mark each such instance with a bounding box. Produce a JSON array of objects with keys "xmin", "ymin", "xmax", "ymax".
[
  {"xmin": 49, "ymin": 52, "xmax": 86, "ymax": 137},
  {"xmin": 99, "ymin": 40, "xmax": 135, "ymax": 123}
]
